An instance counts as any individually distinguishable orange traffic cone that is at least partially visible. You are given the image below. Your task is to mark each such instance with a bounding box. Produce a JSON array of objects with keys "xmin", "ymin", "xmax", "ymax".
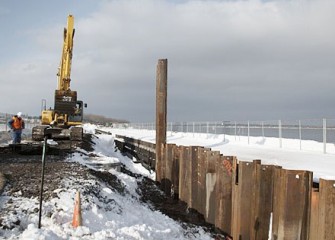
[{"xmin": 72, "ymin": 191, "xmax": 82, "ymax": 228}]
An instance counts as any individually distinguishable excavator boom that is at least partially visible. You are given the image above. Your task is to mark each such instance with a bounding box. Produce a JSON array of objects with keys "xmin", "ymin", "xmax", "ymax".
[{"xmin": 58, "ymin": 15, "xmax": 74, "ymax": 91}]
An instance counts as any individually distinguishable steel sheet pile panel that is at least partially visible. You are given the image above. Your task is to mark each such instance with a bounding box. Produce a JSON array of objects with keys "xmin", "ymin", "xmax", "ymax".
[
  {"xmin": 160, "ymin": 144, "xmax": 167, "ymax": 191},
  {"xmin": 197, "ymin": 148, "xmax": 211, "ymax": 216},
  {"xmin": 161, "ymin": 144, "xmax": 177, "ymax": 196},
  {"xmin": 317, "ymin": 179, "xmax": 335, "ymax": 240},
  {"xmin": 205, "ymin": 151, "xmax": 220, "ymax": 224},
  {"xmin": 215, "ymin": 155, "xmax": 235, "ymax": 235},
  {"xmin": 272, "ymin": 168, "xmax": 312, "ymax": 240},
  {"xmin": 190, "ymin": 146, "xmax": 200, "ymax": 209},
  {"xmin": 250, "ymin": 162, "xmax": 277, "ymax": 240},
  {"xmin": 179, "ymin": 146, "xmax": 191, "ymax": 204},
  {"xmin": 309, "ymin": 188, "xmax": 319, "ymax": 239},
  {"xmin": 172, "ymin": 146, "xmax": 180, "ymax": 198},
  {"xmin": 232, "ymin": 160, "xmax": 254, "ymax": 240}
]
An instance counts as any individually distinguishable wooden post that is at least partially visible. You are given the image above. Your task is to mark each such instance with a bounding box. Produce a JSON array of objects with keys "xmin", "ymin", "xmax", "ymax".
[{"xmin": 155, "ymin": 59, "xmax": 167, "ymax": 182}]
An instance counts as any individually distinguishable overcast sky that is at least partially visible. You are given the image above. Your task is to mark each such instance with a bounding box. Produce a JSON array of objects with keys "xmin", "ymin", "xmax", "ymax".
[{"xmin": 1, "ymin": 0, "xmax": 335, "ymax": 122}]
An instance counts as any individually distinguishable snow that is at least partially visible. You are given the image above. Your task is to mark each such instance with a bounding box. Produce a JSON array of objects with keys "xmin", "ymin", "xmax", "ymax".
[
  {"xmin": 0, "ymin": 124, "xmax": 213, "ymax": 240},
  {"xmin": 2, "ymin": 122, "xmax": 335, "ymax": 239},
  {"xmin": 109, "ymin": 127, "xmax": 335, "ymax": 182}
]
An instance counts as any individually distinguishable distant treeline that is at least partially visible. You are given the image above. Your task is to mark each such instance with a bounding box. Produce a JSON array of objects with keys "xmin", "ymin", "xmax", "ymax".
[{"xmin": 83, "ymin": 114, "xmax": 129, "ymax": 125}]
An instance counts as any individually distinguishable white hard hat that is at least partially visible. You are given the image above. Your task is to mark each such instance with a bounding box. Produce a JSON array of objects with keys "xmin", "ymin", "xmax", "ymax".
[{"xmin": 17, "ymin": 112, "xmax": 22, "ymax": 117}]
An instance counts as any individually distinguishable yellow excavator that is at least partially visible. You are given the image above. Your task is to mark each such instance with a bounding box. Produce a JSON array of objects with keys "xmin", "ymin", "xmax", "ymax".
[{"xmin": 32, "ymin": 15, "xmax": 86, "ymax": 141}]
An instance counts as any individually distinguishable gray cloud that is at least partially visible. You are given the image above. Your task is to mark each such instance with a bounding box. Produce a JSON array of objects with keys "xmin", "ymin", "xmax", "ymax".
[{"xmin": 1, "ymin": 0, "xmax": 335, "ymax": 122}]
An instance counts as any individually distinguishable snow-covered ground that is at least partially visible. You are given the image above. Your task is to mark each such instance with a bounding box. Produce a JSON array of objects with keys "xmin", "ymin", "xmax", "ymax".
[
  {"xmin": 0, "ymin": 124, "xmax": 214, "ymax": 240},
  {"xmin": 109, "ymin": 127, "xmax": 335, "ymax": 182},
  {"xmin": 2, "ymin": 123, "xmax": 335, "ymax": 239}
]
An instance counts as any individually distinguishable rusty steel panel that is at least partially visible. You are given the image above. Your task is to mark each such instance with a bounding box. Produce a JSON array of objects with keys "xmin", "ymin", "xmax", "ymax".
[
  {"xmin": 162, "ymin": 144, "xmax": 167, "ymax": 184},
  {"xmin": 190, "ymin": 146, "xmax": 200, "ymax": 210},
  {"xmin": 250, "ymin": 162, "xmax": 276, "ymax": 240},
  {"xmin": 317, "ymin": 179, "xmax": 335, "ymax": 240},
  {"xmin": 309, "ymin": 188, "xmax": 320, "ymax": 239},
  {"xmin": 155, "ymin": 59, "xmax": 167, "ymax": 182},
  {"xmin": 231, "ymin": 157, "xmax": 239, "ymax": 238},
  {"xmin": 172, "ymin": 146, "xmax": 180, "ymax": 198},
  {"xmin": 162, "ymin": 144, "xmax": 177, "ymax": 196},
  {"xmin": 205, "ymin": 150, "xmax": 220, "ymax": 224},
  {"xmin": 179, "ymin": 146, "xmax": 191, "ymax": 204},
  {"xmin": 215, "ymin": 155, "xmax": 234, "ymax": 236},
  {"xmin": 160, "ymin": 144, "xmax": 167, "ymax": 192},
  {"xmin": 197, "ymin": 147, "xmax": 210, "ymax": 216},
  {"xmin": 164, "ymin": 144, "xmax": 173, "ymax": 195},
  {"xmin": 232, "ymin": 161, "xmax": 254, "ymax": 240},
  {"xmin": 272, "ymin": 169, "xmax": 312, "ymax": 240}
]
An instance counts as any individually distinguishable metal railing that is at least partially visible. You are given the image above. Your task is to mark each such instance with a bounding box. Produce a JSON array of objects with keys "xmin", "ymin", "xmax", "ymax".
[
  {"xmin": 0, "ymin": 114, "xmax": 40, "ymax": 131},
  {"xmin": 114, "ymin": 118, "xmax": 335, "ymax": 154}
]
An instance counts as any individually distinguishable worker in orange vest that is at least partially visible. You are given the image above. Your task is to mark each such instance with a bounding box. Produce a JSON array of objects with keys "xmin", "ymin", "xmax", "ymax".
[{"xmin": 7, "ymin": 112, "xmax": 25, "ymax": 144}]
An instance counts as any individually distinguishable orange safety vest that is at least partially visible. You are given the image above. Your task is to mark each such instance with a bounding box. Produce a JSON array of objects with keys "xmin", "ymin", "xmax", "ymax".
[{"xmin": 12, "ymin": 117, "xmax": 23, "ymax": 130}]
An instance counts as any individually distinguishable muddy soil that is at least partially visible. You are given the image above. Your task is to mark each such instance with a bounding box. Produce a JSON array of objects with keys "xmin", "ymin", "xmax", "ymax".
[{"xmin": 0, "ymin": 134, "xmax": 227, "ymax": 239}]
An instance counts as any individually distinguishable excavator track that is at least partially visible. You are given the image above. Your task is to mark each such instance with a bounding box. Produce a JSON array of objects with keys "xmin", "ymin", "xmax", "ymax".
[{"xmin": 32, "ymin": 125, "xmax": 83, "ymax": 141}]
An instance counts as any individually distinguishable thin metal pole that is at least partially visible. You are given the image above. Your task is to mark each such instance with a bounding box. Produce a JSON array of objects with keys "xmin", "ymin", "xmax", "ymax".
[
  {"xmin": 38, "ymin": 135, "xmax": 48, "ymax": 228},
  {"xmin": 279, "ymin": 120, "xmax": 282, "ymax": 148},
  {"xmin": 193, "ymin": 122, "xmax": 195, "ymax": 137},
  {"xmin": 323, "ymin": 118, "xmax": 327, "ymax": 154},
  {"xmin": 299, "ymin": 120, "xmax": 302, "ymax": 150},
  {"xmin": 262, "ymin": 121, "xmax": 264, "ymax": 138},
  {"xmin": 248, "ymin": 121, "xmax": 250, "ymax": 144},
  {"xmin": 235, "ymin": 121, "xmax": 237, "ymax": 140}
]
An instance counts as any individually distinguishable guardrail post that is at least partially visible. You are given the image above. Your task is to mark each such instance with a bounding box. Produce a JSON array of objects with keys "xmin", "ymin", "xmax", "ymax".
[{"xmin": 155, "ymin": 59, "xmax": 167, "ymax": 182}]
